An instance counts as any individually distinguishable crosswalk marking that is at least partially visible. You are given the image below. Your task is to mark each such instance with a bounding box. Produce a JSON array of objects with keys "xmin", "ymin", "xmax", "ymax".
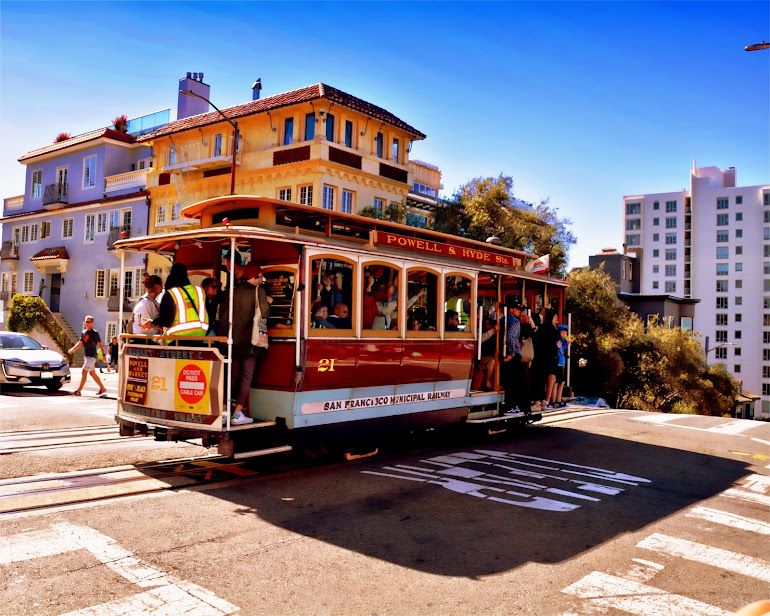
[
  {"xmin": 562, "ymin": 570, "xmax": 731, "ymax": 616},
  {"xmin": 631, "ymin": 413, "xmax": 683, "ymax": 424},
  {"xmin": 706, "ymin": 420, "xmax": 763, "ymax": 435},
  {"xmin": 721, "ymin": 488, "xmax": 770, "ymax": 507},
  {"xmin": 743, "ymin": 474, "xmax": 770, "ymax": 494},
  {"xmin": 637, "ymin": 533, "xmax": 770, "ymax": 582},
  {"xmin": 686, "ymin": 506, "xmax": 770, "ymax": 535}
]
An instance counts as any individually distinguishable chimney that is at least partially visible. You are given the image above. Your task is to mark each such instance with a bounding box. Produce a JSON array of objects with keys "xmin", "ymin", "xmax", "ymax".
[
  {"xmin": 178, "ymin": 71, "xmax": 211, "ymax": 120},
  {"xmin": 252, "ymin": 78, "xmax": 262, "ymax": 101}
]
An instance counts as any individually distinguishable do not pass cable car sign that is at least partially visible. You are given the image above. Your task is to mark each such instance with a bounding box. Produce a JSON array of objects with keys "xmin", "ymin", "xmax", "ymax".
[{"xmin": 175, "ymin": 361, "xmax": 210, "ymax": 413}]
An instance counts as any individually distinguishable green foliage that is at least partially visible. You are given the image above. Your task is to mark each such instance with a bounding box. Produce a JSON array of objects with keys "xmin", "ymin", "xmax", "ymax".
[
  {"xmin": 358, "ymin": 201, "xmax": 407, "ymax": 225},
  {"xmin": 7, "ymin": 294, "xmax": 47, "ymax": 333},
  {"xmin": 567, "ymin": 267, "xmax": 738, "ymax": 416},
  {"xmin": 431, "ymin": 175, "xmax": 575, "ymax": 278}
]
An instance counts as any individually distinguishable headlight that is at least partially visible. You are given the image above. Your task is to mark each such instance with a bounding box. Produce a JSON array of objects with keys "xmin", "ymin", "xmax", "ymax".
[{"xmin": 4, "ymin": 361, "xmax": 28, "ymax": 369}]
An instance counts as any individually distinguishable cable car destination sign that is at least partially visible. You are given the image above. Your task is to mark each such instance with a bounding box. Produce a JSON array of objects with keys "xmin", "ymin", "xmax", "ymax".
[{"xmin": 376, "ymin": 231, "xmax": 521, "ymax": 268}]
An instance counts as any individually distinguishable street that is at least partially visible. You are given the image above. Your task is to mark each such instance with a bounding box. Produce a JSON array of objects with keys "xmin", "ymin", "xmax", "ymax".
[{"xmin": 0, "ymin": 385, "xmax": 768, "ymax": 615}]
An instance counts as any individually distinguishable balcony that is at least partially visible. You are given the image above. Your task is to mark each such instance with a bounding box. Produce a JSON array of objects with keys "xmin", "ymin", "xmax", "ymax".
[
  {"xmin": 107, "ymin": 294, "xmax": 133, "ymax": 312},
  {"xmin": 107, "ymin": 225, "xmax": 131, "ymax": 250},
  {"xmin": 105, "ymin": 169, "xmax": 149, "ymax": 194},
  {"xmin": 0, "ymin": 241, "xmax": 19, "ymax": 260},
  {"xmin": 42, "ymin": 182, "xmax": 68, "ymax": 207},
  {"xmin": 3, "ymin": 195, "xmax": 23, "ymax": 211},
  {"xmin": 162, "ymin": 135, "xmax": 242, "ymax": 171}
]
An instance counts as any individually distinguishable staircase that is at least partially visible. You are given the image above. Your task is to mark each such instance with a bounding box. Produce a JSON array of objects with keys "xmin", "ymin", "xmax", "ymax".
[{"xmin": 52, "ymin": 313, "xmax": 84, "ymax": 365}]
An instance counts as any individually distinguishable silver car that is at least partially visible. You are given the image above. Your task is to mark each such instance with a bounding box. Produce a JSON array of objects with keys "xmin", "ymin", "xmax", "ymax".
[{"xmin": 0, "ymin": 331, "xmax": 71, "ymax": 392}]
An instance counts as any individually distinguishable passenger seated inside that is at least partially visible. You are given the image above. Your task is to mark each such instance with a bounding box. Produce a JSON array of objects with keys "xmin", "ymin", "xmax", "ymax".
[
  {"xmin": 372, "ymin": 281, "xmax": 398, "ymax": 330},
  {"xmin": 312, "ymin": 303, "xmax": 336, "ymax": 329},
  {"xmin": 327, "ymin": 302, "xmax": 351, "ymax": 328},
  {"xmin": 445, "ymin": 310, "xmax": 461, "ymax": 332}
]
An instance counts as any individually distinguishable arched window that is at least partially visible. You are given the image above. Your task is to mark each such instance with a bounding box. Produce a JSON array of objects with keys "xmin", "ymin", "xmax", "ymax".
[
  {"xmin": 308, "ymin": 255, "xmax": 355, "ymax": 337},
  {"xmin": 405, "ymin": 267, "xmax": 439, "ymax": 337}
]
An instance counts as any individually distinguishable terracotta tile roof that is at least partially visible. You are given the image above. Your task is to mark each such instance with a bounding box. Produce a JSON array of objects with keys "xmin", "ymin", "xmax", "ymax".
[
  {"xmin": 137, "ymin": 83, "xmax": 426, "ymax": 142},
  {"xmin": 0, "ymin": 190, "xmax": 148, "ymax": 222},
  {"xmin": 30, "ymin": 246, "xmax": 69, "ymax": 261},
  {"xmin": 18, "ymin": 129, "xmax": 136, "ymax": 162}
]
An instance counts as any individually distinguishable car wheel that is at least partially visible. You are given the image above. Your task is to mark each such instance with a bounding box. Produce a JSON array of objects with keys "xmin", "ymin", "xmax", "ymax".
[{"xmin": 45, "ymin": 380, "xmax": 64, "ymax": 392}]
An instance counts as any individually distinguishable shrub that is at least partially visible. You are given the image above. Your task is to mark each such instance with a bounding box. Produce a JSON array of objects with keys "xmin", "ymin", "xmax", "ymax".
[{"xmin": 7, "ymin": 294, "xmax": 46, "ymax": 333}]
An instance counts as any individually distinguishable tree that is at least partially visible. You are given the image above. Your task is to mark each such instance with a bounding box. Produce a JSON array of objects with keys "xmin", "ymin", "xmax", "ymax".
[{"xmin": 358, "ymin": 200, "xmax": 407, "ymax": 225}]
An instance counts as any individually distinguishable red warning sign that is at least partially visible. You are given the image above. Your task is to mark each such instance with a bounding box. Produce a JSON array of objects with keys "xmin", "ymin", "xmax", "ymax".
[{"xmin": 177, "ymin": 363, "xmax": 207, "ymax": 404}]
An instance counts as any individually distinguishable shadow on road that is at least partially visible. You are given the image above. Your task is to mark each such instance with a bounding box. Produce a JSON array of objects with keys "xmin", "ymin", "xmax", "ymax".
[{"xmin": 208, "ymin": 426, "xmax": 752, "ymax": 578}]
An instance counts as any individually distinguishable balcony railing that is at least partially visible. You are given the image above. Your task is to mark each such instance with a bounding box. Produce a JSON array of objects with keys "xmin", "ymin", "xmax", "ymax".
[
  {"xmin": 107, "ymin": 294, "xmax": 133, "ymax": 312},
  {"xmin": 105, "ymin": 169, "xmax": 149, "ymax": 193},
  {"xmin": 0, "ymin": 241, "xmax": 19, "ymax": 260},
  {"xmin": 107, "ymin": 225, "xmax": 131, "ymax": 250},
  {"xmin": 42, "ymin": 182, "xmax": 68, "ymax": 206},
  {"xmin": 163, "ymin": 135, "xmax": 242, "ymax": 170}
]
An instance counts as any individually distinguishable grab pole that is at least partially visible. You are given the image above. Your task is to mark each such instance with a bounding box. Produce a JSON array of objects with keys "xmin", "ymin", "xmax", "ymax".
[{"xmin": 225, "ymin": 236, "xmax": 235, "ymax": 431}]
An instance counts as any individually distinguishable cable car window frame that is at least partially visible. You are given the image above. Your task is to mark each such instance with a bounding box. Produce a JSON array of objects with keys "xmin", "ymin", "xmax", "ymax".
[
  {"xmin": 443, "ymin": 271, "xmax": 476, "ymax": 339},
  {"xmin": 261, "ymin": 264, "xmax": 298, "ymax": 338},
  {"xmin": 405, "ymin": 265, "xmax": 441, "ymax": 338},
  {"xmin": 360, "ymin": 258, "xmax": 405, "ymax": 338},
  {"xmin": 306, "ymin": 252, "xmax": 357, "ymax": 338}
]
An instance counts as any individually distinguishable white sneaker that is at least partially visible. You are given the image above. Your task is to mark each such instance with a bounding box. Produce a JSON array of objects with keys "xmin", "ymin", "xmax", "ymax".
[
  {"xmin": 504, "ymin": 407, "xmax": 523, "ymax": 416},
  {"xmin": 231, "ymin": 411, "xmax": 254, "ymax": 425}
]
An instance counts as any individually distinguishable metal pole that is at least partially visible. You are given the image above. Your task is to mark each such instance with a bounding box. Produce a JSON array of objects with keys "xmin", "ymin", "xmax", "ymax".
[
  {"xmin": 225, "ymin": 237, "xmax": 236, "ymax": 431},
  {"xmin": 118, "ymin": 250, "xmax": 125, "ymax": 333},
  {"xmin": 566, "ymin": 312, "xmax": 572, "ymax": 389}
]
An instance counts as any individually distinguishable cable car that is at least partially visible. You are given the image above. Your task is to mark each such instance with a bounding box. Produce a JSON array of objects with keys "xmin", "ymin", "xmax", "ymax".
[{"xmin": 114, "ymin": 196, "xmax": 568, "ymax": 458}]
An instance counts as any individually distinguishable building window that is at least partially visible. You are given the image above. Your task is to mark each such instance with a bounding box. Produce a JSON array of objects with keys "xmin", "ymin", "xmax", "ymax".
[
  {"xmin": 766, "ymin": 263, "xmax": 770, "ymax": 274},
  {"xmin": 278, "ymin": 188, "xmax": 292, "ymax": 202},
  {"xmin": 681, "ymin": 317, "xmax": 693, "ymax": 331},
  {"xmin": 716, "ymin": 230, "xmax": 729, "ymax": 242},
  {"xmin": 765, "ymin": 349, "xmax": 770, "ymax": 361},
  {"xmin": 716, "ymin": 197, "xmax": 728, "ymax": 209},
  {"xmin": 665, "ymin": 249, "xmax": 676, "ymax": 260},
  {"xmin": 652, "ymin": 233, "xmax": 659, "ymax": 242},
  {"xmin": 156, "ymin": 206, "xmax": 167, "ymax": 225},
  {"xmin": 765, "ymin": 193, "xmax": 770, "ymax": 206},
  {"xmin": 106, "ymin": 322, "xmax": 117, "ymax": 342},
  {"xmin": 21, "ymin": 225, "xmax": 30, "ymax": 244},
  {"xmin": 716, "ymin": 247, "xmax": 728, "ymax": 259},
  {"xmin": 653, "ymin": 217, "xmax": 660, "ymax": 226},
  {"xmin": 736, "ymin": 280, "xmax": 742, "ymax": 289},
  {"xmin": 109, "ymin": 210, "xmax": 120, "ymax": 230},
  {"xmin": 392, "ymin": 138, "xmax": 400, "ymax": 164},
  {"xmin": 716, "ymin": 297, "xmax": 728, "ymax": 309},
  {"xmin": 133, "ymin": 267, "xmax": 145, "ymax": 298},
  {"xmin": 325, "ymin": 114, "xmax": 335, "ymax": 142},
  {"xmin": 716, "ymin": 314, "xmax": 728, "ymax": 326},
  {"xmin": 716, "ymin": 214, "xmax": 729, "ymax": 226},
  {"xmin": 665, "ymin": 281, "xmax": 676, "ymax": 293},
  {"xmin": 715, "ymin": 347, "xmax": 727, "ymax": 360},
  {"xmin": 665, "ymin": 233, "xmax": 676, "ymax": 245},
  {"xmin": 764, "ymin": 384, "xmax": 770, "ymax": 396},
  {"xmin": 736, "ymin": 196, "xmax": 742, "ymax": 204},
  {"xmin": 736, "ymin": 246, "xmax": 743, "ymax": 255},
  {"xmin": 373, "ymin": 198, "xmax": 384, "ymax": 215},
  {"xmin": 765, "ymin": 211, "xmax": 770, "ymax": 223},
  {"xmin": 344, "ymin": 120, "xmax": 354, "ymax": 148},
  {"xmin": 653, "ymin": 249, "xmax": 659, "ymax": 258},
  {"xmin": 665, "ymin": 265, "xmax": 676, "ymax": 277},
  {"xmin": 665, "ymin": 200, "xmax": 677, "ymax": 213},
  {"xmin": 735, "ymin": 296, "xmax": 742, "ymax": 306},
  {"xmin": 626, "ymin": 234, "xmax": 640, "ymax": 246},
  {"xmin": 123, "ymin": 269, "xmax": 133, "ymax": 300},
  {"xmin": 30, "ymin": 224, "xmax": 38, "ymax": 242},
  {"xmin": 31, "ymin": 170, "xmax": 42, "ymax": 199},
  {"xmin": 97, "ymin": 212, "xmax": 107, "ymax": 234},
  {"xmin": 283, "ymin": 117, "xmax": 294, "ymax": 146},
  {"xmin": 322, "ymin": 185, "xmax": 335, "ymax": 210},
  {"xmin": 716, "ymin": 263, "xmax": 728, "ymax": 275},
  {"xmin": 653, "ymin": 201, "xmax": 660, "ymax": 210},
  {"xmin": 406, "ymin": 212, "xmax": 428, "ymax": 228},
  {"xmin": 213, "ymin": 133, "xmax": 222, "ymax": 157},
  {"xmin": 341, "ymin": 189, "xmax": 354, "ymax": 214},
  {"xmin": 23, "ymin": 271, "xmax": 34, "ymax": 294},
  {"xmin": 95, "ymin": 270, "xmax": 106, "ymax": 299},
  {"xmin": 765, "ymin": 280, "xmax": 770, "ymax": 292},
  {"xmin": 62, "ymin": 218, "xmax": 73, "ymax": 239},
  {"xmin": 626, "ymin": 219, "xmax": 641, "ymax": 230},
  {"xmin": 736, "ymin": 229, "xmax": 743, "ymax": 238},
  {"xmin": 171, "ymin": 203, "xmax": 180, "ymax": 222},
  {"xmin": 85, "ymin": 214, "xmax": 95, "ymax": 243},
  {"xmin": 299, "ymin": 185, "xmax": 313, "ymax": 206},
  {"xmin": 665, "ymin": 217, "xmax": 677, "ymax": 229},
  {"xmin": 735, "ymin": 347, "xmax": 741, "ymax": 356},
  {"xmin": 40, "ymin": 221, "xmax": 50, "ymax": 239},
  {"xmin": 735, "ymin": 213, "xmax": 743, "ymax": 222},
  {"xmin": 716, "ymin": 330, "xmax": 728, "ymax": 343},
  {"xmin": 652, "ymin": 281, "xmax": 659, "ymax": 289},
  {"xmin": 652, "ymin": 265, "xmax": 659, "ymax": 273},
  {"xmin": 626, "ymin": 202, "xmax": 641, "ymax": 215},
  {"xmin": 83, "ymin": 155, "xmax": 97, "ymax": 189},
  {"xmin": 305, "ymin": 113, "xmax": 315, "ymax": 140},
  {"xmin": 716, "ymin": 280, "xmax": 728, "ymax": 292},
  {"xmin": 765, "ymin": 229, "xmax": 770, "ymax": 240},
  {"xmin": 736, "ymin": 313, "xmax": 742, "ymax": 323},
  {"xmin": 375, "ymin": 132, "xmax": 383, "ymax": 158}
]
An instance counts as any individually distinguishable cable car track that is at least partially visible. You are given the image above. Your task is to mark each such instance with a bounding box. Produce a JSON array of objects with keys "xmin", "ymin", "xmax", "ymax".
[{"xmin": 0, "ymin": 425, "xmax": 155, "ymax": 454}]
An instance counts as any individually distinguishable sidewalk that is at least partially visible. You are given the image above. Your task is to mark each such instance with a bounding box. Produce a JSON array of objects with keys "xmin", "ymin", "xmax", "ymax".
[{"xmin": 65, "ymin": 365, "xmax": 120, "ymax": 397}]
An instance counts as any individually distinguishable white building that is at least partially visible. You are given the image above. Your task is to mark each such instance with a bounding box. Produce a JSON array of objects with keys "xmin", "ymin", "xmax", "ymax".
[{"xmin": 623, "ymin": 165, "xmax": 770, "ymax": 419}]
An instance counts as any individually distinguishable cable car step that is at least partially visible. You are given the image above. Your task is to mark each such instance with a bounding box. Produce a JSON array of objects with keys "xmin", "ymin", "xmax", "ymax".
[
  {"xmin": 466, "ymin": 412, "xmax": 542, "ymax": 424},
  {"xmin": 228, "ymin": 420, "xmax": 277, "ymax": 430},
  {"xmin": 232, "ymin": 445, "xmax": 293, "ymax": 460}
]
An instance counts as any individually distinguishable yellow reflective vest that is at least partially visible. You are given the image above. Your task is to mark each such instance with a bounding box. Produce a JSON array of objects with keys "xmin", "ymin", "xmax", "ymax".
[{"xmin": 166, "ymin": 285, "xmax": 209, "ymax": 337}]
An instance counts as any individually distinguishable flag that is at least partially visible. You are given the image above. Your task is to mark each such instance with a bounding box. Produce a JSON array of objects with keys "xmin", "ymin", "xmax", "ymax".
[{"xmin": 525, "ymin": 255, "xmax": 550, "ymax": 275}]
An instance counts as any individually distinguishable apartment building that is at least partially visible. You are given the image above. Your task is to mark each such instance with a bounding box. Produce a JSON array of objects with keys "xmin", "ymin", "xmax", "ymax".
[
  {"xmin": 0, "ymin": 111, "xmax": 169, "ymax": 343},
  {"xmin": 623, "ymin": 165, "xmax": 770, "ymax": 419}
]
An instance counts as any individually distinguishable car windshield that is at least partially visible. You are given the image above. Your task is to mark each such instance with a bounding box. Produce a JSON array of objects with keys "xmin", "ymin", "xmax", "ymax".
[{"xmin": 0, "ymin": 334, "xmax": 43, "ymax": 350}]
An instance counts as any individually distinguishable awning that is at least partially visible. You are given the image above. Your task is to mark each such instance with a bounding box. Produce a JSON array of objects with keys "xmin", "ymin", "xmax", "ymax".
[{"xmin": 30, "ymin": 246, "xmax": 69, "ymax": 274}]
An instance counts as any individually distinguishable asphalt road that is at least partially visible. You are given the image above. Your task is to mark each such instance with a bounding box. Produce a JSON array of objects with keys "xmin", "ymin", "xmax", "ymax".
[{"xmin": 0, "ymin": 398, "xmax": 768, "ymax": 616}]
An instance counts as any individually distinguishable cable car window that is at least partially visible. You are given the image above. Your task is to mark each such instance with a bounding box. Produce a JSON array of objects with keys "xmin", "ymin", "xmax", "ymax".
[
  {"xmin": 444, "ymin": 274, "xmax": 474, "ymax": 336},
  {"xmin": 406, "ymin": 268, "xmax": 438, "ymax": 334},
  {"xmin": 363, "ymin": 263, "xmax": 400, "ymax": 333},
  {"xmin": 309, "ymin": 257, "xmax": 354, "ymax": 335},
  {"xmin": 263, "ymin": 268, "xmax": 296, "ymax": 334}
]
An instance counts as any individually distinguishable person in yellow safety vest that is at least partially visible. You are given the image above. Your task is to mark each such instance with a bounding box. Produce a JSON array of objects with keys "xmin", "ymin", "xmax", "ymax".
[
  {"xmin": 445, "ymin": 283, "xmax": 471, "ymax": 329},
  {"xmin": 147, "ymin": 263, "xmax": 209, "ymax": 338}
]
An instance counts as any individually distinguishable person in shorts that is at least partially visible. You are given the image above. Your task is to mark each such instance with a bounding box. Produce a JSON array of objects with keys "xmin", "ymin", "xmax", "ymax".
[{"xmin": 68, "ymin": 315, "xmax": 107, "ymax": 396}]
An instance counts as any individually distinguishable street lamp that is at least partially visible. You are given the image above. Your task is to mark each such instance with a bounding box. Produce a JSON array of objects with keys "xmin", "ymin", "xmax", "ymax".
[
  {"xmin": 705, "ymin": 342, "xmax": 735, "ymax": 354},
  {"xmin": 180, "ymin": 90, "xmax": 238, "ymax": 195},
  {"xmin": 745, "ymin": 41, "xmax": 770, "ymax": 51}
]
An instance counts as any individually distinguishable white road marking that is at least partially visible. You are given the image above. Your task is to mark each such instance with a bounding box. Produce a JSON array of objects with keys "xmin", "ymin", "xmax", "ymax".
[
  {"xmin": 721, "ymin": 488, "xmax": 770, "ymax": 507},
  {"xmin": 562, "ymin": 570, "xmax": 731, "ymax": 616},
  {"xmin": 623, "ymin": 558, "xmax": 665, "ymax": 583},
  {"xmin": 632, "ymin": 413, "xmax": 683, "ymax": 424},
  {"xmin": 752, "ymin": 438, "xmax": 770, "ymax": 447},
  {"xmin": 742, "ymin": 474, "xmax": 770, "ymax": 494},
  {"xmin": 707, "ymin": 420, "xmax": 762, "ymax": 435},
  {"xmin": 686, "ymin": 506, "xmax": 770, "ymax": 536},
  {"xmin": 637, "ymin": 532, "xmax": 770, "ymax": 582},
  {"xmin": 0, "ymin": 523, "xmax": 239, "ymax": 615}
]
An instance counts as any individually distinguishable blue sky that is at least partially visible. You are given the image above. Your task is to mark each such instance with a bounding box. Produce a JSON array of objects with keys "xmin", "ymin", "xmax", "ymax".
[{"xmin": 1, "ymin": 1, "xmax": 767, "ymax": 268}]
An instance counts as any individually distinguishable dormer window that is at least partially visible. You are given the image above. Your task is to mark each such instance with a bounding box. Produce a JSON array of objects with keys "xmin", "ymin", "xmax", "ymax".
[
  {"xmin": 83, "ymin": 155, "xmax": 97, "ymax": 189},
  {"xmin": 31, "ymin": 170, "xmax": 42, "ymax": 199}
]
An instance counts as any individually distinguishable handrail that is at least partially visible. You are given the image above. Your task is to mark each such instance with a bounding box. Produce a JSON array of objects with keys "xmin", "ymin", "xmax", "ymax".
[{"xmin": 120, "ymin": 334, "xmax": 227, "ymax": 345}]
